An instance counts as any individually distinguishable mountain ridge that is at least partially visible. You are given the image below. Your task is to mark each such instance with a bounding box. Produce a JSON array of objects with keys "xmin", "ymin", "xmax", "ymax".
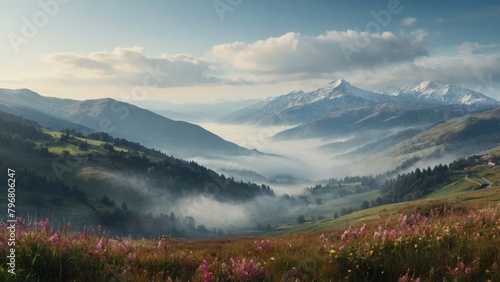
[
  {"xmin": 0, "ymin": 88, "xmax": 254, "ymax": 158},
  {"xmin": 219, "ymin": 79, "xmax": 499, "ymax": 125}
]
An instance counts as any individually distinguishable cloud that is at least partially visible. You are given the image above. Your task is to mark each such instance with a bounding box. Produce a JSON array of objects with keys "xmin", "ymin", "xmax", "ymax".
[
  {"xmin": 43, "ymin": 47, "xmax": 222, "ymax": 87},
  {"xmin": 336, "ymin": 50, "xmax": 500, "ymax": 100},
  {"xmin": 401, "ymin": 17, "xmax": 417, "ymax": 26},
  {"xmin": 459, "ymin": 42, "xmax": 497, "ymax": 54},
  {"xmin": 434, "ymin": 17, "xmax": 447, "ymax": 24},
  {"xmin": 209, "ymin": 30, "xmax": 428, "ymax": 76}
]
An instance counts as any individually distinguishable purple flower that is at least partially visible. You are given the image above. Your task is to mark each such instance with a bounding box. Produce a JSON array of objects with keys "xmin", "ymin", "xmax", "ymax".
[{"xmin": 48, "ymin": 230, "xmax": 61, "ymax": 246}]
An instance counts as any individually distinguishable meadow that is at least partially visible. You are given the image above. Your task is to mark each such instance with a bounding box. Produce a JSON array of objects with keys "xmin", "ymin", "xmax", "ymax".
[{"xmin": 1, "ymin": 195, "xmax": 499, "ymax": 281}]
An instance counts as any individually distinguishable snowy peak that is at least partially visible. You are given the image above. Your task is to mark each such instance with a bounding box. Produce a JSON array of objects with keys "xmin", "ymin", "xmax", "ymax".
[
  {"xmin": 395, "ymin": 81, "xmax": 499, "ymax": 106},
  {"xmin": 310, "ymin": 78, "xmax": 382, "ymax": 102},
  {"xmin": 329, "ymin": 78, "xmax": 349, "ymax": 88},
  {"xmin": 376, "ymin": 86, "xmax": 402, "ymax": 96},
  {"xmin": 220, "ymin": 79, "xmax": 499, "ymax": 125}
]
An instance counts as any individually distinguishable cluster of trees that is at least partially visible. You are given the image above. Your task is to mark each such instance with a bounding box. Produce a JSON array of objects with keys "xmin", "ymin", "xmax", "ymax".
[
  {"xmin": 296, "ymin": 214, "xmax": 325, "ymax": 224},
  {"xmin": 82, "ymin": 136, "xmax": 275, "ymax": 202},
  {"xmin": 0, "ymin": 161, "xmax": 88, "ymax": 210},
  {"xmin": 0, "ymin": 113, "xmax": 51, "ymax": 156},
  {"xmin": 87, "ymin": 132, "xmax": 165, "ymax": 159},
  {"xmin": 0, "ymin": 114, "xmax": 279, "ymax": 238},
  {"xmin": 60, "ymin": 131, "xmax": 90, "ymax": 151},
  {"xmin": 307, "ymin": 175, "xmax": 378, "ymax": 198},
  {"xmin": 97, "ymin": 197, "xmax": 226, "ymax": 238},
  {"xmin": 380, "ymin": 156, "xmax": 480, "ymax": 203},
  {"xmin": 0, "ymin": 112, "xmax": 49, "ymax": 140}
]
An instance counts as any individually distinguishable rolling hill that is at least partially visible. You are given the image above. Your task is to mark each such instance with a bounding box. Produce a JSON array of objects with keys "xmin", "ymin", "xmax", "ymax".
[
  {"xmin": 0, "ymin": 111, "xmax": 274, "ymax": 237},
  {"xmin": 0, "ymin": 88, "xmax": 255, "ymax": 158}
]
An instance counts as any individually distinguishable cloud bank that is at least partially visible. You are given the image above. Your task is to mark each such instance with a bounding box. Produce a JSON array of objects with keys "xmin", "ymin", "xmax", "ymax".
[
  {"xmin": 209, "ymin": 30, "xmax": 427, "ymax": 75},
  {"xmin": 43, "ymin": 47, "xmax": 221, "ymax": 87},
  {"xmin": 39, "ymin": 30, "xmax": 500, "ymax": 99}
]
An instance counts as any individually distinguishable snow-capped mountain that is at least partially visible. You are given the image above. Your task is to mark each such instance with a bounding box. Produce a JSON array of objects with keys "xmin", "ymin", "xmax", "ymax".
[
  {"xmin": 378, "ymin": 81, "xmax": 500, "ymax": 107},
  {"xmin": 219, "ymin": 79, "xmax": 385, "ymax": 124},
  {"xmin": 310, "ymin": 79, "xmax": 383, "ymax": 102},
  {"xmin": 220, "ymin": 79, "xmax": 499, "ymax": 125}
]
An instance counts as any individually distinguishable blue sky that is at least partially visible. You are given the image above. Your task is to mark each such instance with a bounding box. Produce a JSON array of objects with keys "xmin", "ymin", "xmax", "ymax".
[{"xmin": 1, "ymin": 0, "xmax": 500, "ymax": 102}]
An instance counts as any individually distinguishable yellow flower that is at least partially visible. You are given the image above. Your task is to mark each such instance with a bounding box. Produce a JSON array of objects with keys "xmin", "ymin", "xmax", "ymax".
[
  {"xmin": 348, "ymin": 269, "xmax": 352, "ymax": 273},
  {"xmin": 415, "ymin": 244, "xmax": 418, "ymax": 249},
  {"xmin": 330, "ymin": 249, "xmax": 336, "ymax": 254},
  {"xmin": 369, "ymin": 250, "xmax": 374, "ymax": 256},
  {"xmin": 394, "ymin": 242, "xmax": 399, "ymax": 247}
]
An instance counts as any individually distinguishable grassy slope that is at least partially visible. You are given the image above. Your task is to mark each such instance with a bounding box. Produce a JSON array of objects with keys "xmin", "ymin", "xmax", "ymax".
[
  {"xmin": 259, "ymin": 160, "xmax": 499, "ymax": 237},
  {"xmin": 3, "ymin": 127, "xmax": 499, "ymax": 236},
  {"xmin": 2, "ymin": 182, "xmax": 498, "ymax": 281},
  {"xmin": 0, "ymin": 128, "xmax": 162, "ymax": 225}
]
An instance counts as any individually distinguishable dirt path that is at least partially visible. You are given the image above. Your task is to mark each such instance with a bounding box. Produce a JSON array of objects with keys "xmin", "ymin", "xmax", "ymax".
[
  {"xmin": 482, "ymin": 177, "xmax": 493, "ymax": 188},
  {"xmin": 465, "ymin": 174, "xmax": 482, "ymax": 186}
]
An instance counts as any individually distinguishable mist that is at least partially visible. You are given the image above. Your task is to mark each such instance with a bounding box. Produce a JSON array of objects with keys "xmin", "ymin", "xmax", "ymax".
[
  {"xmin": 79, "ymin": 122, "xmax": 464, "ymax": 236},
  {"xmin": 190, "ymin": 122, "xmax": 414, "ymax": 187}
]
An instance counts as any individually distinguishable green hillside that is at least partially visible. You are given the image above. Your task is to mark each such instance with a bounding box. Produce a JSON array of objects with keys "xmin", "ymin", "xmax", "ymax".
[{"xmin": 0, "ymin": 111, "xmax": 273, "ymax": 238}]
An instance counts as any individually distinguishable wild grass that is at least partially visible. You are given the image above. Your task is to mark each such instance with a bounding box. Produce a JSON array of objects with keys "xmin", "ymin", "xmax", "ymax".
[{"xmin": 1, "ymin": 202, "xmax": 499, "ymax": 281}]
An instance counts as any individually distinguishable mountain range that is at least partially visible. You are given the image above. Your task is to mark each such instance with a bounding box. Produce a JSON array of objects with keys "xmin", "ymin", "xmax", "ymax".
[
  {"xmin": 220, "ymin": 79, "xmax": 499, "ymax": 125},
  {"xmin": 0, "ymin": 89, "xmax": 254, "ymax": 158},
  {"xmin": 1, "ymin": 79, "xmax": 498, "ymax": 180}
]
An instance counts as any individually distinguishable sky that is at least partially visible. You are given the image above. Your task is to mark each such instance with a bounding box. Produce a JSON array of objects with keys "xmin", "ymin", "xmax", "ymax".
[{"xmin": 1, "ymin": 0, "xmax": 500, "ymax": 103}]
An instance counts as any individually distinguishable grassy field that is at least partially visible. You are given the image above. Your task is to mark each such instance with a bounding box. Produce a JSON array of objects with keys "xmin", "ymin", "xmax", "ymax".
[{"xmin": 1, "ymin": 186, "xmax": 499, "ymax": 281}]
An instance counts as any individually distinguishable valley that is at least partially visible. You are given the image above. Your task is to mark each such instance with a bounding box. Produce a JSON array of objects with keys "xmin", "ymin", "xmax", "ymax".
[
  {"xmin": 2, "ymin": 1, "xmax": 500, "ymax": 279},
  {"xmin": 0, "ymin": 80, "xmax": 499, "ymax": 281}
]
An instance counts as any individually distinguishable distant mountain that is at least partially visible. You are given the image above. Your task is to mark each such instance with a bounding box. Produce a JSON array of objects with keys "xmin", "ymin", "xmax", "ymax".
[
  {"xmin": 0, "ymin": 89, "xmax": 95, "ymax": 134},
  {"xmin": 376, "ymin": 81, "xmax": 500, "ymax": 108},
  {"xmin": 274, "ymin": 103, "xmax": 472, "ymax": 140},
  {"xmin": 132, "ymin": 99, "xmax": 260, "ymax": 122},
  {"xmin": 219, "ymin": 79, "xmax": 386, "ymax": 125},
  {"xmin": 385, "ymin": 106, "xmax": 500, "ymax": 158},
  {"xmin": 220, "ymin": 80, "xmax": 499, "ymax": 126},
  {"xmin": 0, "ymin": 88, "xmax": 254, "ymax": 158}
]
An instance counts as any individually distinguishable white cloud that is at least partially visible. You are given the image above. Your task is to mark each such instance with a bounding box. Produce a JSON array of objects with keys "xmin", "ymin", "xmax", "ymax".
[
  {"xmin": 459, "ymin": 42, "xmax": 497, "ymax": 54},
  {"xmin": 401, "ymin": 17, "xmax": 417, "ymax": 26},
  {"xmin": 209, "ymin": 30, "xmax": 428, "ymax": 76},
  {"xmin": 336, "ymin": 51, "xmax": 500, "ymax": 100},
  {"xmin": 42, "ymin": 47, "xmax": 222, "ymax": 87},
  {"xmin": 35, "ymin": 36, "xmax": 500, "ymax": 102},
  {"xmin": 434, "ymin": 17, "xmax": 447, "ymax": 24}
]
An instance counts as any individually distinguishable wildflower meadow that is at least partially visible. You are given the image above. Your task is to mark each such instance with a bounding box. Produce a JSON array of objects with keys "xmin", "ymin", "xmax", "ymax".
[{"xmin": 0, "ymin": 204, "xmax": 499, "ymax": 281}]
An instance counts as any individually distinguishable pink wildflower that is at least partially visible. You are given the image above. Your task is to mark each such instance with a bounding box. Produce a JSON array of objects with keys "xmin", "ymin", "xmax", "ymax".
[
  {"xmin": 389, "ymin": 229, "xmax": 398, "ymax": 239},
  {"xmin": 48, "ymin": 230, "xmax": 61, "ymax": 246},
  {"xmin": 95, "ymin": 237, "xmax": 107, "ymax": 254}
]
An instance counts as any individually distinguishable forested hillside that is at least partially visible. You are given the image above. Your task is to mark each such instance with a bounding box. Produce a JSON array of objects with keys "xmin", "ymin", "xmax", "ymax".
[{"xmin": 0, "ymin": 111, "xmax": 274, "ymax": 238}]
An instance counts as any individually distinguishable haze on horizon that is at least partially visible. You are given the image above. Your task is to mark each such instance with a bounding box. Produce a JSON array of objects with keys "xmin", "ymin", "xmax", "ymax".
[{"xmin": 1, "ymin": 0, "xmax": 499, "ymax": 104}]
